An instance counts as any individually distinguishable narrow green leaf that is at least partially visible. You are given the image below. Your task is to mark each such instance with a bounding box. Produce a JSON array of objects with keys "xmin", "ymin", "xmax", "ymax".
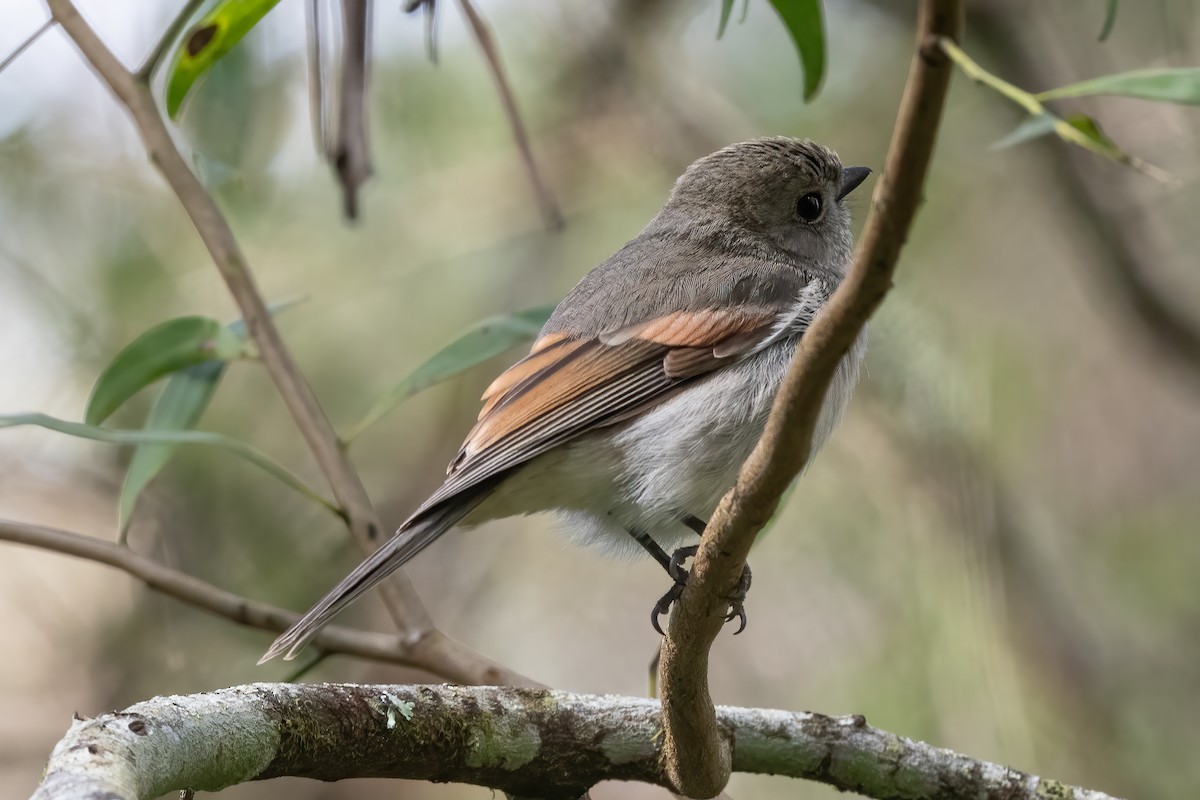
[
  {"xmin": 86, "ymin": 316, "xmax": 243, "ymax": 427},
  {"xmin": 118, "ymin": 361, "xmax": 226, "ymax": 535},
  {"xmin": 990, "ymin": 113, "xmax": 1058, "ymax": 151},
  {"xmin": 0, "ymin": 413, "xmax": 339, "ymax": 516},
  {"xmin": 1037, "ymin": 68, "xmax": 1200, "ymax": 106},
  {"xmin": 1099, "ymin": 0, "xmax": 1118, "ymax": 41},
  {"xmin": 343, "ymin": 305, "xmax": 556, "ymax": 443},
  {"xmin": 717, "ymin": 0, "xmax": 735, "ymax": 38},
  {"xmin": 118, "ymin": 298, "xmax": 304, "ymax": 536},
  {"xmin": 766, "ymin": 0, "xmax": 826, "ymax": 102},
  {"xmin": 1062, "ymin": 112, "xmax": 1114, "ymax": 147},
  {"xmin": 164, "ymin": 0, "xmax": 284, "ymax": 119}
]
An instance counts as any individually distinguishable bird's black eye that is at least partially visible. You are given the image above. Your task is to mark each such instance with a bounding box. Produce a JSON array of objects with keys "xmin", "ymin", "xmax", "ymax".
[{"xmin": 796, "ymin": 192, "xmax": 823, "ymax": 223}]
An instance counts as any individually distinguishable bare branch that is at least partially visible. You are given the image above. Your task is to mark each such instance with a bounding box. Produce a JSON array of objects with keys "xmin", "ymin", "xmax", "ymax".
[
  {"xmin": 656, "ymin": 1, "xmax": 963, "ymax": 796},
  {"xmin": 0, "ymin": 519, "xmax": 454, "ymax": 671},
  {"xmin": 331, "ymin": 0, "xmax": 374, "ymax": 219},
  {"xmin": 456, "ymin": 0, "xmax": 564, "ymax": 230},
  {"xmin": 39, "ymin": 0, "xmax": 533, "ymax": 689},
  {"xmin": 31, "ymin": 682, "xmax": 1125, "ymax": 800},
  {"xmin": 0, "ymin": 16, "xmax": 56, "ymax": 75}
]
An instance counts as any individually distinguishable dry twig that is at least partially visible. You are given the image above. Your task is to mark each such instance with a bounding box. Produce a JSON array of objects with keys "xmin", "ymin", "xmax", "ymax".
[
  {"xmin": 0, "ymin": 519, "xmax": 529, "ymax": 680},
  {"xmin": 0, "ymin": 16, "xmax": 56, "ymax": 74},
  {"xmin": 456, "ymin": 0, "xmax": 564, "ymax": 230}
]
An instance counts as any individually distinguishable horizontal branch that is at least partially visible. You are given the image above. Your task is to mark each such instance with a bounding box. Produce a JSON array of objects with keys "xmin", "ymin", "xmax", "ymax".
[
  {"xmin": 31, "ymin": 682, "xmax": 1124, "ymax": 800},
  {"xmin": 0, "ymin": 519, "xmax": 525, "ymax": 683}
]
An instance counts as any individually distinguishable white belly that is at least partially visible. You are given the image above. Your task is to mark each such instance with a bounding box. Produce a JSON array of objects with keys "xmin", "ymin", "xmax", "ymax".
[{"xmin": 470, "ymin": 332, "xmax": 867, "ymax": 559}]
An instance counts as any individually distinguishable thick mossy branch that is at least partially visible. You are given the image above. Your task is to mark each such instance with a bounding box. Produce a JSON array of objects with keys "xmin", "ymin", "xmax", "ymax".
[{"xmin": 31, "ymin": 683, "xmax": 1124, "ymax": 800}]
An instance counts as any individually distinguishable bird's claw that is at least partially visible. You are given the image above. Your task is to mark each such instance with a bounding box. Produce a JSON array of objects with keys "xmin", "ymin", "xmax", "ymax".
[
  {"xmin": 724, "ymin": 562, "xmax": 752, "ymax": 634},
  {"xmin": 651, "ymin": 582, "xmax": 685, "ymax": 636},
  {"xmin": 650, "ymin": 546, "xmax": 752, "ymax": 636}
]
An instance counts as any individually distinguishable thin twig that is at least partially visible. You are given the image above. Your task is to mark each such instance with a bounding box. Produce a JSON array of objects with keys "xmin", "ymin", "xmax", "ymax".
[
  {"xmin": 656, "ymin": 1, "xmax": 963, "ymax": 796},
  {"xmin": 0, "ymin": 519, "xmax": 479, "ymax": 670},
  {"xmin": 331, "ymin": 0, "xmax": 374, "ymax": 219},
  {"xmin": 31, "ymin": 682, "xmax": 1126, "ymax": 800},
  {"xmin": 456, "ymin": 0, "xmax": 564, "ymax": 230},
  {"xmin": 0, "ymin": 17, "xmax": 56, "ymax": 75},
  {"xmin": 135, "ymin": 0, "xmax": 207, "ymax": 82},
  {"xmin": 41, "ymin": 0, "xmax": 535, "ymax": 688}
]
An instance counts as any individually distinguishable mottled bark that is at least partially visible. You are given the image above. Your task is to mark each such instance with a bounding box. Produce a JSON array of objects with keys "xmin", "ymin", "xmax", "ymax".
[{"xmin": 32, "ymin": 683, "xmax": 1123, "ymax": 800}]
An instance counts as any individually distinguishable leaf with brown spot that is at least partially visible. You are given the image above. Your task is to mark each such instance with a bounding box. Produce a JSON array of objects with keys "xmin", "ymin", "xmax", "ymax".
[{"xmin": 164, "ymin": 0, "xmax": 286, "ymax": 120}]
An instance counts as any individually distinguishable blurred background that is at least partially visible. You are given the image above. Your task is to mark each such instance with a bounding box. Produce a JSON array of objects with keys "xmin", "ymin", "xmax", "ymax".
[{"xmin": 2, "ymin": 1, "xmax": 1198, "ymax": 798}]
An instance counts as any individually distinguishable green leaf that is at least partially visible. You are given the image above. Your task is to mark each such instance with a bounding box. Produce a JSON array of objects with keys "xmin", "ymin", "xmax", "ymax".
[
  {"xmin": 766, "ymin": 0, "xmax": 826, "ymax": 102},
  {"xmin": 0, "ymin": 413, "xmax": 338, "ymax": 517},
  {"xmin": 1099, "ymin": 0, "xmax": 1118, "ymax": 41},
  {"xmin": 343, "ymin": 305, "xmax": 556, "ymax": 443},
  {"xmin": 86, "ymin": 316, "xmax": 243, "ymax": 427},
  {"xmin": 1062, "ymin": 112, "xmax": 1115, "ymax": 148},
  {"xmin": 117, "ymin": 298, "xmax": 304, "ymax": 536},
  {"xmin": 993, "ymin": 110, "xmax": 1116, "ymax": 153},
  {"xmin": 717, "ymin": 0, "xmax": 735, "ymax": 38},
  {"xmin": 118, "ymin": 360, "xmax": 226, "ymax": 535},
  {"xmin": 1036, "ymin": 68, "xmax": 1200, "ymax": 106},
  {"xmin": 164, "ymin": 0, "xmax": 284, "ymax": 119},
  {"xmin": 990, "ymin": 113, "xmax": 1058, "ymax": 151}
]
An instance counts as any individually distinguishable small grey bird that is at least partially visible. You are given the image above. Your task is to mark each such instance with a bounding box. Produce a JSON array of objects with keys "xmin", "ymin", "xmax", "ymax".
[{"xmin": 261, "ymin": 137, "xmax": 871, "ymax": 663}]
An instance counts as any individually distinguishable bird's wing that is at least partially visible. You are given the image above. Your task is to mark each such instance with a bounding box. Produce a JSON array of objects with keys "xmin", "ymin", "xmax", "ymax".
[
  {"xmin": 412, "ymin": 304, "xmax": 790, "ymax": 517},
  {"xmin": 260, "ymin": 302, "xmax": 799, "ymax": 662}
]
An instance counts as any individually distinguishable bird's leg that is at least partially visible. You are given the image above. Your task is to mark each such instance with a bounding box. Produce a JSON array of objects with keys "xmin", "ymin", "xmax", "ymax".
[
  {"xmin": 625, "ymin": 527, "xmax": 687, "ymax": 634},
  {"xmin": 649, "ymin": 515, "xmax": 753, "ymax": 635},
  {"xmin": 649, "ymin": 544, "xmax": 695, "ymax": 634},
  {"xmin": 626, "ymin": 527, "xmax": 672, "ymax": 570}
]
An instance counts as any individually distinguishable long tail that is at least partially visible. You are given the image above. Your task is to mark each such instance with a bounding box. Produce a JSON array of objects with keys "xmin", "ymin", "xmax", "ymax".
[{"xmin": 259, "ymin": 492, "xmax": 486, "ymax": 664}]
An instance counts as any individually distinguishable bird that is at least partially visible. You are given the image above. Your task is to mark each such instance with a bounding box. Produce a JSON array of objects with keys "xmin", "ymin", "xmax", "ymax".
[{"xmin": 260, "ymin": 137, "xmax": 871, "ymax": 663}]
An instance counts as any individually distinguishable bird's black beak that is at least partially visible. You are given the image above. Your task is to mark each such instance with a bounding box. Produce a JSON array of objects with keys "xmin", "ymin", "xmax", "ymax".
[{"xmin": 837, "ymin": 166, "xmax": 872, "ymax": 201}]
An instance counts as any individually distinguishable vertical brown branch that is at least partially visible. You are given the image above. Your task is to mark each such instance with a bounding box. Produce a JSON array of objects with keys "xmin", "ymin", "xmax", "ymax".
[{"xmin": 656, "ymin": 1, "xmax": 963, "ymax": 796}]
